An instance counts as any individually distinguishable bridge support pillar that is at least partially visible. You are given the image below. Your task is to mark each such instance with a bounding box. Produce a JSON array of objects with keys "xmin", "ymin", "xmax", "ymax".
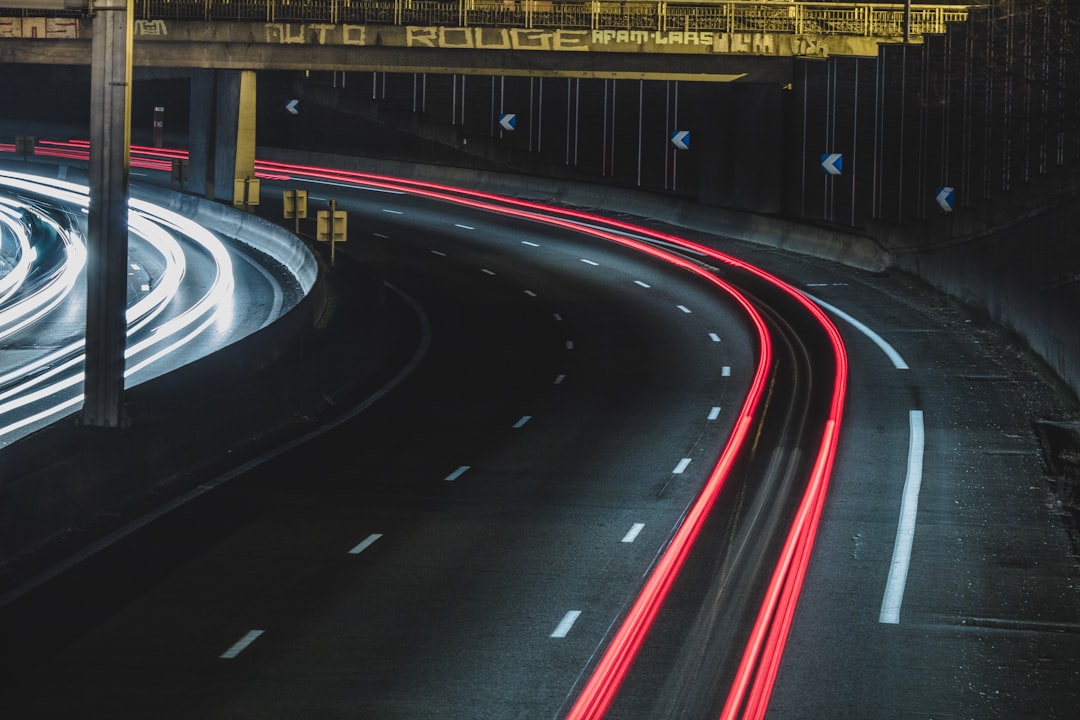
[
  {"xmin": 186, "ymin": 69, "xmax": 257, "ymax": 202},
  {"xmin": 82, "ymin": 0, "xmax": 133, "ymax": 429}
]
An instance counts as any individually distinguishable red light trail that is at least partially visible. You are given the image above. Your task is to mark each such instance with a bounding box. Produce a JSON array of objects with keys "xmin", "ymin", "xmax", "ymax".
[{"xmin": 2, "ymin": 141, "xmax": 847, "ymax": 719}]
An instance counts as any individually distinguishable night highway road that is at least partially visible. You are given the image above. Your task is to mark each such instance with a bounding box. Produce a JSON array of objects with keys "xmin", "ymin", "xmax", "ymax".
[{"xmin": 0, "ymin": 159, "xmax": 1075, "ymax": 719}]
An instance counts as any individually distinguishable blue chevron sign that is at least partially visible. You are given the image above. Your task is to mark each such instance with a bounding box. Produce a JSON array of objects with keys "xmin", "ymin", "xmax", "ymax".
[
  {"xmin": 820, "ymin": 153, "xmax": 843, "ymax": 175},
  {"xmin": 671, "ymin": 130, "xmax": 690, "ymax": 150}
]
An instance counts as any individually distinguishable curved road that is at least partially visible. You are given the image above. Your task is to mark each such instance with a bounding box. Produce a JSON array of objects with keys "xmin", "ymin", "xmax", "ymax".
[{"xmin": 0, "ymin": 154, "xmax": 1075, "ymax": 718}]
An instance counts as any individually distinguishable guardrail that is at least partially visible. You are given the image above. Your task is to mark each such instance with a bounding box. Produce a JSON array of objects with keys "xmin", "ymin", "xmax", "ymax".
[{"xmin": 2, "ymin": 2, "xmax": 972, "ymax": 38}]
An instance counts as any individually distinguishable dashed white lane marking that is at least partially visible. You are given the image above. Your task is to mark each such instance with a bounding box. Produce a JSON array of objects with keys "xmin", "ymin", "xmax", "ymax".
[
  {"xmin": 373, "ymin": 232, "xmax": 389, "ymax": 239},
  {"xmin": 140, "ymin": 284, "xmax": 150, "ymax": 292},
  {"xmin": 525, "ymin": 290, "xmax": 538, "ymax": 297},
  {"xmin": 580, "ymin": 258, "xmax": 600, "ymax": 266},
  {"xmin": 553, "ymin": 313, "xmax": 563, "ymax": 321},
  {"xmin": 481, "ymin": 268, "xmax": 496, "ymax": 276},
  {"xmin": 430, "ymin": 250, "xmax": 447, "ymax": 257},
  {"xmin": 565, "ymin": 340, "xmax": 574, "ymax": 350},
  {"xmin": 722, "ymin": 366, "xmax": 731, "ymax": 377},
  {"xmin": 553, "ymin": 374, "xmax": 566, "ymax": 385},
  {"xmin": 382, "ymin": 208, "xmax": 403, "ymax": 215},
  {"xmin": 513, "ymin": 415, "xmax": 532, "ymax": 429},
  {"xmin": 454, "ymin": 223, "xmax": 475, "ymax": 230},
  {"xmin": 220, "ymin": 630, "xmax": 264, "ymax": 659},
  {"xmin": 445, "ymin": 465, "xmax": 471, "ymax": 482},
  {"xmin": 880, "ymin": 410, "xmax": 926, "ymax": 624},
  {"xmin": 522, "ymin": 240, "xmax": 541, "ymax": 247},
  {"xmin": 551, "ymin": 611, "xmax": 582, "ymax": 638},
  {"xmin": 348, "ymin": 533, "xmax": 383, "ymax": 554},
  {"xmin": 708, "ymin": 406, "xmax": 721, "ymax": 420},
  {"xmin": 673, "ymin": 458, "xmax": 692, "ymax": 474},
  {"xmin": 634, "ymin": 280, "xmax": 651, "ymax": 288},
  {"xmin": 130, "ymin": 263, "xmax": 141, "ymax": 270},
  {"xmin": 709, "ymin": 333, "xmax": 722, "ymax": 342},
  {"xmin": 621, "ymin": 523, "xmax": 645, "ymax": 543},
  {"xmin": 677, "ymin": 305, "xmax": 692, "ymax": 314}
]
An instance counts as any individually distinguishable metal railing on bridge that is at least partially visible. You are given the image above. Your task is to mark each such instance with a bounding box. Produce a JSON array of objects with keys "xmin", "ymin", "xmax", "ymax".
[{"xmin": 119, "ymin": 1, "xmax": 969, "ymax": 38}]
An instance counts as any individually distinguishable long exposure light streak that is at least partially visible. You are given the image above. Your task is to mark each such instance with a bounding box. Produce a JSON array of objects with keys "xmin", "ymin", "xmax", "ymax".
[
  {"xmin": 3, "ymin": 142, "xmax": 848, "ymax": 718},
  {"xmin": 0, "ymin": 167, "xmax": 236, "ymax": 444}
]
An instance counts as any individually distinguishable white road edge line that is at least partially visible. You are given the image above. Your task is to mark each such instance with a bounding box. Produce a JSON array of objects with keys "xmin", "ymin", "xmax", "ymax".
[
  {"xmin": 551, "ymin": 610, "xmax": 582, "ymax": 638},
  {"xmin": 220, "ymin": 630, "xmax": 264, "ymax": 659},
  {"xmin": 673, "ymin": 458, "xmax": 692, "ymax": 474},
  {"xmin": 621, "ymin": 523, "xmax": 645, "ymax": 543},
  {"xmin": 879, "ymin": 410, "xmax": 926, "ymax": 624},
  {"xmin": 445, "ymin": 465, "xmax": 471, "ymax": 482},
  {"xmin": 348, "ymin": 533, "xmax": 383, "ymax": 554},
  {"xmin": 804, "ymin": 291, "xmax": 909, "ymax": 370}
]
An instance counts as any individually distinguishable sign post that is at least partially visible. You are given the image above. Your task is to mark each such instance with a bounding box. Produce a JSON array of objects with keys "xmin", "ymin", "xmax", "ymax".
[
  {"xmin": 316, "ymin": 199, "xmax": 348, "ymax": 266},
  {"xmin": 284, "ymin": 188, "xmax": 308, "ymax": 236}
]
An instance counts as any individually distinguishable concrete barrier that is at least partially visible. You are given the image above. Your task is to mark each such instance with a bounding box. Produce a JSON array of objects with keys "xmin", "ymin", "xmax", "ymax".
[{"xmin": 257, "ymin": 146, "xmax": 892, "ymax": 275}]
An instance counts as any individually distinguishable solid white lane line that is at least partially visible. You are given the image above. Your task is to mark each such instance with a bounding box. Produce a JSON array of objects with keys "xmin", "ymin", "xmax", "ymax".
[
  {"xmin": 454, "ymin": 223, "xmax": 475, "ymax": 230},
  {"xmin": 580, "ymin": 258, "xmax": 600, "ymax": 266},
  {"xmin": 880, "ymin": 410, "xmax": 926, "ymax": 624},
  {"xmin": 722, "ymin": 366, "xmax": 731, "ymax": 377},
  {"xmin": 677, "ymin": 305, "xmax": 692, "ymax": 314},
  {"xmin": 430, "ymin": 250, "xmax": 447, "ymax": 257},
  {"xmin": 513, "ymin": 415, "xmax": 532, "ymax": 428},
  {"xmin": 673, "ymin": 458, "xmax": 692, "ymax": 474},
  {"xmin": 634, "ymin": 280, "xmax": 651, "ymax": 288},
  {"xmin": 708, "ymin": 406, "xmax": 721, "ymax": 421},
  {"xmin": 220, "ymin": 630, "xmax": 264, "ymax": 659},
  {"xmin": 554, "ymin": 374, "xmax": 566, "ymax": 384},
  {"xmin": 621, "ymin": 523, "xmax": 645, "ymax": 543},
  {"xmin": 382, "ymin": 208, "xmax": 403, "ymax": 215},
  {"xmin": 525, "ymin": 290, "xmax": 538, "ymax": 297},
  {"xmin": 481, "ymin": 268, "xmax": 496, "ymax": 276},
  {"xmin": 709, "ymin": 333, "xmax": 721, "ymax": 342},
  {"xmin": 551, "ymin": 610, "xmax": 582, "ymax": 638},
  {"xmin": 522, "ymin": 240, "xmax": 541, "ymax": 247},
  {"xmin": 445, "ymin": 465, "xmax": 471, "ymax": 482},
  {"xmin": 348, "ymin": 533, "xmax": 383, "ymax": 554},
  {"xmin": 805, "ymin": 292, "xmax": 909, "ymax": 370},
  {"xmin": 565, "ymin": 340, "xmax": 574, "ymax": 349}
]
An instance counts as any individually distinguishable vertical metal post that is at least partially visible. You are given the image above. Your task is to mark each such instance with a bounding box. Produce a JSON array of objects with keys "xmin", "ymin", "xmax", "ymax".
[
  {"xmin": 636, "ymin": 79, "xmax": 643, "ymax": 187},
  {"xmin": 83, "ymin": 0, "xmax": 134, "ymax": 429}
]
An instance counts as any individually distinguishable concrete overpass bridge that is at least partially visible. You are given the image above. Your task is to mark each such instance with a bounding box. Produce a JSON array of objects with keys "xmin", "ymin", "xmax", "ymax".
[{"xmin": 1, "ymin": 1, "xmax": 971, "ymax": 80}]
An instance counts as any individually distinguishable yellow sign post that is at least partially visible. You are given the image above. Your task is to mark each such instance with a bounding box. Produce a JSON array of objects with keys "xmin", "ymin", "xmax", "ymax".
[
  {"xmin": 283, "ymin": 188, "xmax": 308, "ymax": 236},
  {"xmin": 316, "ymin": 198, "xmax": 347, "ymax": 265},
  {"xmin": 233, "ymin": 176, "xmax": 260, "ymax": 212}
]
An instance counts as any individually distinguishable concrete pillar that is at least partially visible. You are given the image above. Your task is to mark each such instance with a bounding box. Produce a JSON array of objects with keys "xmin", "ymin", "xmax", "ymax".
[
  {"xmin": 82, "ymin": 0, "xmax": 133, "ymax": 428},
  {"xmin": 186, "ymin": 68, "xmax": 214, "ymax": 197},
  {"xmin": 186, "ymin": 69, "xmax": 257, "ymax": 202}
]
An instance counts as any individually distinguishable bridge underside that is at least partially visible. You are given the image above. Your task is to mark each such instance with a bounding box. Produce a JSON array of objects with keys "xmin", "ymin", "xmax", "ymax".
[
  {"xmin": 0, "ymin": 38, "xmax": 790, "ymax": 82},
  {"xmin": 0, "ymin": 18, "xmax": 874, "ymax": 82}
]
